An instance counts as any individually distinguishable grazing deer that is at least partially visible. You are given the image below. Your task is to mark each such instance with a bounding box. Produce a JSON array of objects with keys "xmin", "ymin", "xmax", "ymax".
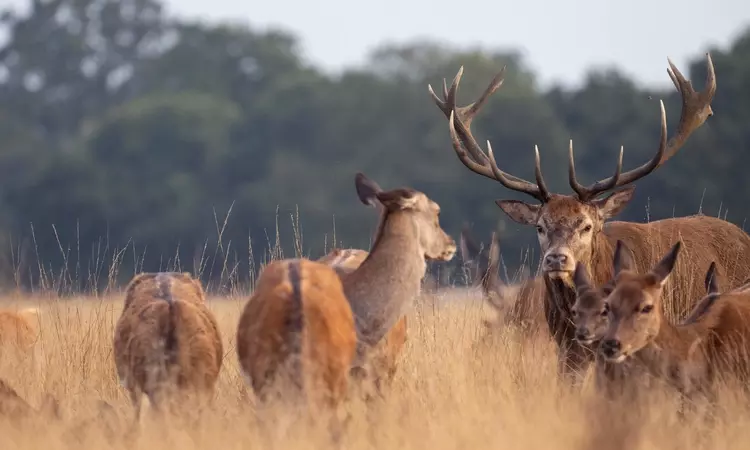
[
  {"xmin": 585, "ymin": 241, "xmax": 750, "ymax": 402},
  {"xmin": 430, "ymin": 54, "xmax": 750, "ymax": 383},
  {"xmin": 113, "ymin": 272, "xmax": 223, "ymax": 419},
  {"xmin": 317, "ymin": 248, "xmax": 408, "ymax": 392},
  {"xmin": 343, "ymin": 173, "xmax": 456, "ymax": 384},
  {"xmin": 236, "ymin": 258, "xmax": 357, "ymax": 416},
  {"xmin": 459, "ymin": 227, "xmax": 545, "ymax": 332}
]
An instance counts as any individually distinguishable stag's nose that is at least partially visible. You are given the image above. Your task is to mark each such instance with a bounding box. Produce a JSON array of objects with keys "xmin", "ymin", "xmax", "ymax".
[
  {"xmin": 544, "ymin": 253, "xmax": 568, "ymax": 270},
  {"xmin": 601, "ymin": 339, "xmax": 621, "ymax": 357}
]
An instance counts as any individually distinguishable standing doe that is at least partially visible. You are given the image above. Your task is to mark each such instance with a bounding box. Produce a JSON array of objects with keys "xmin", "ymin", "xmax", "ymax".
[{"xmin": 430, "ymin": 54, "xmax": 750, "ymax": 383}]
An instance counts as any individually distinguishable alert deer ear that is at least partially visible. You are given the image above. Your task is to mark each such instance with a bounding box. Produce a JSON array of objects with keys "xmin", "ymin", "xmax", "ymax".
[
  {"xmin": 573, "ymin": 262, "xmax": 592, "ymax": 293},
  {"xmin": 650, "ymin": 241, "xmax": 682, "ymax": 287},
  {"xmin": 704, "ymin": 261, "xmax": 719, "ymax": 295},
  {"xmin": 494, "ymin": 200, "xmax": 540, "ymax": 225},
  {"xmin": 375, "ymin": 188, "xmax": 420, "ymax": 210},
  {"xmin": 355, "ymin": 172, "xmax": 383, "ymax": 207},
  {"xmin": 593, "ymin": 187, "xmax": 635, "ymax": 220},
  {"xmin": 613, "ymin": 240, "xmax": 636, "ymax": 275}
]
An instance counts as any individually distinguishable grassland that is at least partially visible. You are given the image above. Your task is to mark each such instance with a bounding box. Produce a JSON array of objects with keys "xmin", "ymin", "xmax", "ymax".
[{"xmin": 0, "ymin": 284, "xmax": 748, "ymax": 450}]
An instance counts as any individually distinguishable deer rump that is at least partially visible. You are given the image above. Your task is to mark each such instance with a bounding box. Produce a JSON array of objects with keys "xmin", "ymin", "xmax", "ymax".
[
  {"xmin": 114, "ymin": 290, "xmax": 222, "ymax": 406},
  {"xmin": 237, "ymin": 259, "xmax": 356, "ymax": 409}
]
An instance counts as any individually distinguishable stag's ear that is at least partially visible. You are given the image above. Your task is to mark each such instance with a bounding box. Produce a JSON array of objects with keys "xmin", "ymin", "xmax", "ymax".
[
  {"xmin": 376, "ymin": 188, "xmax": 420, "ymax": 211},
  {"xmin": 613, "ymin": 240, "xmax": 636, "ymax": 275},
  {"xmin": 650, "ymin": 241, "xmax": 682, "ymax": 287},
  {"xmin": 495, "ymin": 200, "xmax": 540, "ymax": 225},
  {"xmin": 355, "ymin": 172, "xmax": 384, "ymax": 207},
  {"xmin": 593, "ymin": 186, "xmax": 635, "ymax": 220},
  {"xmin": 573, "ymin": 262, "xmax": 592, "ymax": 293},
  {"xmin": 704, "ymin": 262, "xmax": 719, "ymax": 295}
]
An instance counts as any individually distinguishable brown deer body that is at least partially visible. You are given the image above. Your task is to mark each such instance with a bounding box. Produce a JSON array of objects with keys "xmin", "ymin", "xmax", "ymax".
[
  {"xmin": 429, "ymin": 55, "xmax": 750, "ymax": 383},
  {"xmin": 459, "ymin": 227, "xmax": 545, "ymax": 333},
  {"xmin": 113, "ymin": 272, "xmax": 223, "ymax": 417},
  {"xmin": 317, "ymin": 248, "xmax": 408, "ymax": 391},
  {"xmin": 591, "ymin": 242, "xmax": 750, "ymax": 399},
  {"xmin": 236, "ymin": 258, "xmax": 356, "ymax": 413},
  {"xmin": 342, "ymin": 173, "xmax": 456, "ymax": 382}
]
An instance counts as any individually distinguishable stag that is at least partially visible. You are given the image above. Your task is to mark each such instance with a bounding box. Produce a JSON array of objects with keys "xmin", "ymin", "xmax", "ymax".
[
  {"xmin": 430, "ymin": 54, "xmax": 750, "ymax": 383},
  {"xmin": 581, "ymin": 241, "xmax": 750, "ymax": 403}
]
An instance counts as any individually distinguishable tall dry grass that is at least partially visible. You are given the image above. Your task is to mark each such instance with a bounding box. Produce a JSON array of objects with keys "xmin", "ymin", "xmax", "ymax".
[{"xmin": 0, "ymin": 287, "xmax": 748, "ymax": 450}]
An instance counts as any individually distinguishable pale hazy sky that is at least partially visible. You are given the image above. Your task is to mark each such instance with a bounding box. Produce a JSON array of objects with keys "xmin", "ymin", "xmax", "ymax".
[{"xmin": 3, "ymin": 0, "xmax": 750, "ymax": 88}]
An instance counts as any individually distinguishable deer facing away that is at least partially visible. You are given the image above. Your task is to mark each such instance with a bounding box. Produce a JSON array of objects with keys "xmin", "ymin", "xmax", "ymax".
[{"xmin": 429, "ymin": 54, "xmax": 750, "ymax": 384}]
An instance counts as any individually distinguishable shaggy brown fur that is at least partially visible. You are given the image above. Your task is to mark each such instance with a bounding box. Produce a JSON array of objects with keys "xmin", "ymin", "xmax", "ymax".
[
  {"xmin": 317, "ymin": 248, "xmax": 408, "ymax": 390},
  {"xmin": 594, "ymin": 241, "xmax": 750, "ymax": 400},
  {"xmin": 236, "ymin": 258, "xmax": 357, "ymax": 412},
  {"xmin": 0, "ymin": 308, "xmax": 39, "ymax": 355},
  {"xmin": 113, "ymin": 272, "xmax": 223, "ymax": 417}
]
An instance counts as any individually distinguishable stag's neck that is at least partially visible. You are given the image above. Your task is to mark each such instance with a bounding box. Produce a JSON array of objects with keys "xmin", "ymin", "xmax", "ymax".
[
  {"xmin": 343, "ymin": 212, "xmax": 424, "ymax": 349},
  {"xmin": 589, "ymin": 233, "xmax": 617, "ymax": 285}
]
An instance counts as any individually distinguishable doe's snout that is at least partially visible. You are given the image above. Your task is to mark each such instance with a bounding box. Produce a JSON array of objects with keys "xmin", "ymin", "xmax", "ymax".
[{"xmin": 600, "ymin": 338, "xmax": 621, "ymax": 357}]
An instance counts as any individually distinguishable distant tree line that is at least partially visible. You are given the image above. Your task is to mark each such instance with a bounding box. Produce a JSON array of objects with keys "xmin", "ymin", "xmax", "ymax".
[{"xmin": 0, "ymin": 0, "xmax": 748, "ymax": 294}]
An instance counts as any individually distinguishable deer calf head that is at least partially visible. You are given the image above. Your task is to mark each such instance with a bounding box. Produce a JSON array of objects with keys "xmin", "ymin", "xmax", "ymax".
[
  {"xmin": 355, "ymin": 173, "xmax": 456, "ymax": 262},
  {"xmin": 597, "ymin": 241, "xmax": 682, "ymax": 362}
]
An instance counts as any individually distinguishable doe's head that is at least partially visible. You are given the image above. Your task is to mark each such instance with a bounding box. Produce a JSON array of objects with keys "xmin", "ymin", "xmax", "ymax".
[
  {"xmin": 599, "ymin": 240, "xmax": 682, "ymax": 363},
  {"xmin": 355, "ymin": 172, "xmax": 456, "ymax": 262}
]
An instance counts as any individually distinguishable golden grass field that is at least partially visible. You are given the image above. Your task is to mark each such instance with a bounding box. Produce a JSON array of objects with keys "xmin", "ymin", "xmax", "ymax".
[{"xmin": 1, "ymin": 285, "xmax": 750, "ymax": 450}]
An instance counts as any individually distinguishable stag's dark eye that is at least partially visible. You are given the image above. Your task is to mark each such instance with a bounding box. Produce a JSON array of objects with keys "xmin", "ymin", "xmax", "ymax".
[
  {"xmin": 582, "ymin": 224, "xmax": 592, "ymax": 233},
  {"xmin": 536, "ymin": 226, "xmax": 544, "ymax": 234},
  {"xmin": 571, "ymin": 310, "xmax": 578, "ymax": 318},
  {"xmin": 640, "ymin": 304, "xmax": 654, "ymax": 314}
]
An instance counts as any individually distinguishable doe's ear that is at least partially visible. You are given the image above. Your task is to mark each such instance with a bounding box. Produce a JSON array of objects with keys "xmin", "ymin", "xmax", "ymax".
[
  {"xmin": 704, "ymin": 262, "xmax": 719, "ymax": 295},
  {"xmin": 573, "ymin": 262, "xmax": 592, "ymax": 294},
  {"xmin": 592, "ymin": 187, "xmax": 635, "ymax": 220},
  {"xmin": 613, "ymin": 240, "xmax": 636, "ymax": 275},
  {"xmin": 495, "ymin": 200, "xmax": 540, "ymax": 225},
  {"xmin": 355, "ymin": 172, "xmax": 383, "ymax": 207},
  {"xmin": 375, "ymin": 188, "xmax": 420, "ymax": 211},
  {"xmin": 650, "ymin": 241, "xmax": 682, "ymax": 287}
]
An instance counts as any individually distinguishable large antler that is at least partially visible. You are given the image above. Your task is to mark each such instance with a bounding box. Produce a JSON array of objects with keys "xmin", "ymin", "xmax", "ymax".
[
  {"xmin": 429, "ymin": 67, "xmax": 551, "ymax": 203},
  {"xmin": 569, "ymin": 54, "xmax": 717, "ymax": 201}
]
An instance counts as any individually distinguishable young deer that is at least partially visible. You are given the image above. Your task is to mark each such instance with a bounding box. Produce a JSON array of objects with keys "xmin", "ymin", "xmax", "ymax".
[
  {"xmin": 317, "ymin": 248, "xmax": 408, "ymax": 393},
  {"xmin": 582, "ymin": 241, "xmax": 750, "ymax": 400},
  {"xmin": 430, "ymin": 54, "xmax": 750, "ymax": 384},
  {"xmin": 343, "ymin": 173, "xmax": 456, "ymax": 383},
  {"xmin": 459, "ymin": 227, "xmax": 545, "ymax": 333}
]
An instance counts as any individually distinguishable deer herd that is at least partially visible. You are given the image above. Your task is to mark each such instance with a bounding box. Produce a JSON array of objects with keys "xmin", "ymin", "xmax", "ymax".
[{"xmin": 3, "ymin": 52, "xmax": 750, "ymax": 439}]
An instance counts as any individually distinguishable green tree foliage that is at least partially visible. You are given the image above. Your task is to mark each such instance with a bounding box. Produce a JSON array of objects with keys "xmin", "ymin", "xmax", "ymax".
[{"xmin": 0, "ymin": 0, "xmax": 747, "ymax": 292}]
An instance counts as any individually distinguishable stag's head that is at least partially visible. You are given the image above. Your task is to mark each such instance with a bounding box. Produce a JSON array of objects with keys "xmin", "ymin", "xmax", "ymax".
[
  {"xmin": 597, "ymin": 240, "xmax": 682, "ymax": 363},
  {"xmin": 355, "ymin": 173, "xmax": 456, "ymax": 262},
  {"xmin": 430, "ymin": 56, "xmax": 716, "ymax": 287}
]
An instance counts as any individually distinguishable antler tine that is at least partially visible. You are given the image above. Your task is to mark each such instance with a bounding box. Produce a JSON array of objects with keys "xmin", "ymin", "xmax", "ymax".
[
  {"xmin": 571, "ymin": 100, "xmax": 667, "ymax": 201},
  {"xmin": 568, "ymin": 139, "xmax": 625, "ymax": 201},
  {"xmin": 486, "ymin": 141, "xmax": 549, "ymax": 202},
  {"xmin": 568, "ymin": 55, "xmax": 716, "ymax": 201},
  {"xmin": 533, "ymin": 146, "xmax": 551, "ymax": 200}
]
